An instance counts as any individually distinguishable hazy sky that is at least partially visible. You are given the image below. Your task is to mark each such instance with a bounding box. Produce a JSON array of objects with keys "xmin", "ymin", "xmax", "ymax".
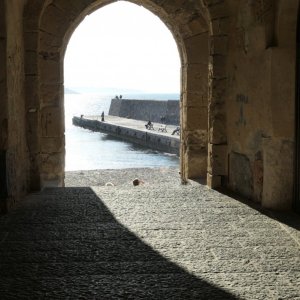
[{"xmin": 64, "ymin": 1, "xmax": 181, "ymax": 93}]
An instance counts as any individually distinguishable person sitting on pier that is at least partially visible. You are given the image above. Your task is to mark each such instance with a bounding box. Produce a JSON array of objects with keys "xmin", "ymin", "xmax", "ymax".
[
  {"xmin": 145, "ymin": 120, "xmax": 154, "ymax": 130},
  {"xmin": 171, "ymin": 126, "xmax": 180, "ymax": 135}
]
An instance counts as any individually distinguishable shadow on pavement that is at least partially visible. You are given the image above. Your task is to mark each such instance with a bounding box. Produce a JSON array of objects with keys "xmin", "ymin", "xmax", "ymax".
[
  {"xmin": 216, "ymin": 186, "xmax": 300, "ymax": 231},
  {"xmin": 0, "ymin": 187, "xmax": 238, "ymax": 299}
]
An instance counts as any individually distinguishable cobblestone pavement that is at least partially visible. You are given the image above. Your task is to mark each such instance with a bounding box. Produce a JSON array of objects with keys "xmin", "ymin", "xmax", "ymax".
[{"xmin": 0, "ymin": 176, "xmax": 300, "ymax": 299}]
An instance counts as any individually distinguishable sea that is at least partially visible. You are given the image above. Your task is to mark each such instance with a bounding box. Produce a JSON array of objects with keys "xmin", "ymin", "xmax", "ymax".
[{"xmin": 65, "ymin": 93, "xmax": 180, "ymax": 171}]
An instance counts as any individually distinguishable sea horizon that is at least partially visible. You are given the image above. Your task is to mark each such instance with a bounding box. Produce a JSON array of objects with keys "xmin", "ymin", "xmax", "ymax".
[{"xmin": 65, "ymin": 86, "xmax": 180, "ymax": 99}]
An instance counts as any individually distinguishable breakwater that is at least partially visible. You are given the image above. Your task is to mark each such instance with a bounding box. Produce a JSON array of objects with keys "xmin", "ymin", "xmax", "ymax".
[
  {"xmin": 109, "ymin": 99, "xmax": 179, "ymax": 125},
  {"xmin": 72, "ymin": 116, "xmax": 180, "ymax": 155}
]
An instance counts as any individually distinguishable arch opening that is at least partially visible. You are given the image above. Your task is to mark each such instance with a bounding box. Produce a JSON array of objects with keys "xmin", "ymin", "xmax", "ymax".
[
  {"xmin": 63, "ymin": 1, "xmax": 181, "ymax": 173},
  {"xmin": 23, "ymin": 0, "xmax": 215, "ymax": 190}
]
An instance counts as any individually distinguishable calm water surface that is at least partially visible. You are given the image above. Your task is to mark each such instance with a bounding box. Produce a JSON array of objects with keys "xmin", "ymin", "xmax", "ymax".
[{"xmin": 65, "ymin": 94, "xmax": 180, "ymax": 171}]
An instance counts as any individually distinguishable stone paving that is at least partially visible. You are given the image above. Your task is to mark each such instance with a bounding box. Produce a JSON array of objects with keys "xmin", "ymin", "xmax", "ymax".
[{"xmin": 0, "ymin": 175, "xmax": 300, "ymax": 299}]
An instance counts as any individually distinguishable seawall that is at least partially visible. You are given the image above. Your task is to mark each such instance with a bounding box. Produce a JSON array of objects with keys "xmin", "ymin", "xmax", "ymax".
[
  {"xmin": 109, "ymin": 99, "xmax": 180, "ymax": 125},
  {"xmin": 72, "ymin": 116, "xmax": 180, "ymax": 155}
]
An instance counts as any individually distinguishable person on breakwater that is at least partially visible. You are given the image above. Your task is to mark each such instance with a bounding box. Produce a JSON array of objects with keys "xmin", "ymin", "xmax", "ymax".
[
  {"xmin": 172, "ymin": 126, "xmax": 180, "ymax": 135},
  {"xmin": 145, "ymin": 120, "xmax": 153, "ymax": 130},
  {"xmin": 101, "ymin": 111, "xmax": 105, "ymax": 122}
]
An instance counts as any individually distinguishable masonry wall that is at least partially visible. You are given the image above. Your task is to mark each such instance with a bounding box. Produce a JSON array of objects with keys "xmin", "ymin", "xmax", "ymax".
[
  {"xmin": 0, "ymin": 0, "xmax": 8, "ymax": 213},
  {"xmin": 109, "ymin": 99, "xmax": 180, "ymax": 125},
  {"xmin": 223, "ymin": 0, "xmax": 297, "ymax": 210},
  {"xmin": 1, "ymin": 0, "xmax": 29, "ymax": 212}
]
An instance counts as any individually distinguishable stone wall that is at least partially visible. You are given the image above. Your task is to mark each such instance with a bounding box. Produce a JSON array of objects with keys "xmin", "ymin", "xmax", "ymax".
[
  {"xmin": 109, "ymin": 99, "xmax": 180, "ymax": 125},
  {"xmin": 0, "ymin": 0, "xmax": 29, "ymax": 213},
  {"xmin": 0, "ymin": 0, "xmax": 8, "ymax": 213},
  {"xmin": 221, "ymin": 0, "xmax": 298, "ymax": 210}
]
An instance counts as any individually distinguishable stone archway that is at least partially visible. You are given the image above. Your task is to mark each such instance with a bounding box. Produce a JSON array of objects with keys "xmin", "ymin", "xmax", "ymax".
[{"xmin": 23, "ymin": 0, "xmax": 229, "ymax": 189}]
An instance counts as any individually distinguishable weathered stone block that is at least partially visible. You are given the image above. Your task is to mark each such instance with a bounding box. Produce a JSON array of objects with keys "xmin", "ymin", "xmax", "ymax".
[
  {"xmin": 0, "ymin": 1, "xmax": 5, "ymax": 38},
  {"xmin": 186, "ymin": 63, "xmax": 209, "ymax": 93},
  {"xmin": 252, "ymin": 157, "xmax": 263, "ymax": 203},
  {"xmin": 210, "ymin": 17, "xmax": 230, "ymax": 35},
  {"xmin": 0, "ymin": 41, "xmax": 6, "ymax": 81},
  {"xmin": 39, "ymin": 152, "xmax": 64, "ymax": 177},
  {"xmin": 185, "ymin": 32, "xmax": 209, "ymax": 64},
  {"xmin": 40, "ymin": 4, "xmax": 70, "ymax": 37},
  {"xmin": 207, "ymin": 173, "xmax": 222, "ymax": 188},
  {"xmin": 229, "ymin": 151, "xmax": 253, "ymax": 199},
  {"xmin": 262, "ymin": 138, "xmax": 293, "ymax": 210},
  {"xmin": 206, "ymin": 2, "xmax": 228, "ymax": 20},
  {"xmin": 210, "ymin": 35, "xmax": 228, "ymax": 55},
  {"xmin": 185, "ymin": 91, "xmax": 208, "ymax": 107},
  {"xmin": 209, "ymin": 115, "xmax": 227, "ymax": 144},
  {"xmin": 50, "ymin": 1, "xmax": 81, "ymax": 20},
  {"xmin": 181, "ymin": 16, "xmax": 208, "ymax": 39},
  {"xmin": 24, "ymin": 31, "xmax": 38, "ymax": 51},
  {"xmin": 209, "ymin": 101, "xmax": 225, "ymax": 117},
  {"xmin": 39, "ymin": 54, "xmax": 62, "ymax": 84},
  {"xmin": 61, "ymin": 0, "xmax": 94, "ymax": 13},
  {"xmin": 41, "ymin": 106, "xmax": 63, "ymax": 138},
  {"xmin": 187, "ymin": 17, "xmax": 208, "ymax": 35},
  {"xmin": 184, "ymin": 129, "xmax": 207, "ymax": 147},
  {"xmin": 202, "ymin": 0, "xmax": 225, "ymax": 6},
  {"xmin": 41, "ymin": 137, "xmax": 64, "ymax": 153},
  {"xmin": 40, "ymin": 84, "xmax": 63, "ymax": 106},
  {"xmin": 208, "ymin": 143, "xmax": 227, "ymax": 175},
  {"xmin": 161, "ymin": 0, "xmax": 187, "ymax": 14},
  {"xmin": 185, "ymin": 148, "xmax": 207, "ymax": 178},
  {"xmin": 26, "ymin": 112, "xmax": 39, "ymax": 153},
  {"xmin": 25, "ymin": 75, "xmax": 39, "ymax": 107},
  {"xmin": 210, "ymin": 78, "xmax": 227, "ymax": 104},
  {"xmin": 183, "ymin": 106, "xmax": 208, "ymax": 131},
  {"xmin": 25, "ymin": 50, "xmax": 38, "ymax": 75},
  {"xmin": 39, "ymin": 31, "xmax": 61, "ymax": 52},
  {"xmin": 28, "ymin": 152, "xmax": 41, "ymax": 191},
  {"xmin": 209, "ymin": 55, "xmax": 227, "ymax": 79}
]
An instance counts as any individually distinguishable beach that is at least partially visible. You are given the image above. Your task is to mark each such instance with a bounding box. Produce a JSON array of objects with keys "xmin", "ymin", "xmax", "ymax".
[{"xmin": 65, "ymin": 166, "xmax": 181, "ymax": 187}]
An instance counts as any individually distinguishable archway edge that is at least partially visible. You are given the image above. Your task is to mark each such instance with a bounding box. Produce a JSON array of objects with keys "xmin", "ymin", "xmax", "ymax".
[
  {"xmin": 39, "ymin": 0, "xmax": 212, "ymax": 64},
  {"xmin": 24, "ymin": 0, "xmax": 229, "ymax": 188}
]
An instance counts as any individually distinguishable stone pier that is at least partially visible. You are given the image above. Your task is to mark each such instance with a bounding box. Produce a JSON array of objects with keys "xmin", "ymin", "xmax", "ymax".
[{"xmin": 72, "ymin": 115, "xmax": 180, "ymax": 155}]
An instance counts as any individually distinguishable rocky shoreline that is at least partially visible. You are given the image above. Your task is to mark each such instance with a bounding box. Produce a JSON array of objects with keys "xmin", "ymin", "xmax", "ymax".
[{"xmin": 65, "ymin": 167, "xmax": 181, "ymax": 187}]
